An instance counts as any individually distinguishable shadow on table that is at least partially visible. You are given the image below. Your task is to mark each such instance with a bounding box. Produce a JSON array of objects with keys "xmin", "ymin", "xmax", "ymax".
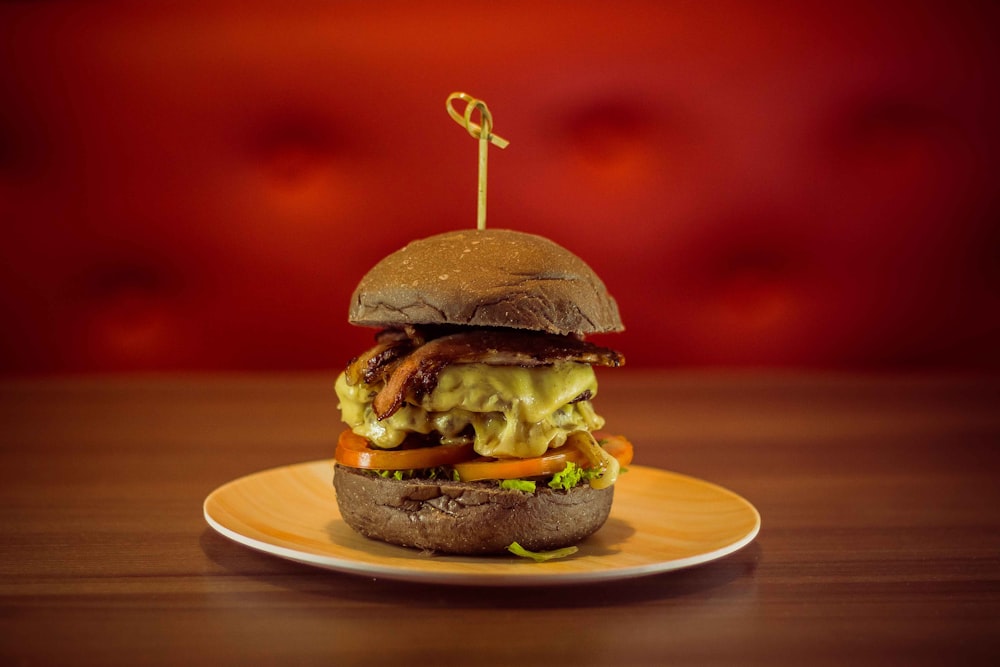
[{"xmin": 199, "ymin": 527, "xmax": 760, "ymax": 609}]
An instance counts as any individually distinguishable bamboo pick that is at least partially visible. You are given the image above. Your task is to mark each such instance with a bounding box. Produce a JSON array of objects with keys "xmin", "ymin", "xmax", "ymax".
[{"xmin": 446, "ymin": 92, "xmax": 509, "ymax": 230}]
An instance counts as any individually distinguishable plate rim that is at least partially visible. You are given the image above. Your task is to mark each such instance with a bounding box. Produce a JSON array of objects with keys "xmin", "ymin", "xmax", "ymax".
[{"xmin": 203, "ymin": 460, "xmax": 761, "ymax": 586}]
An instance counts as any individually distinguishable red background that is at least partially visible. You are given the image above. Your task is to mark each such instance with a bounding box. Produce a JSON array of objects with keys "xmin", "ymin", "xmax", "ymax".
[{"xmin": 1, "ymin": 1, "xmax": 998, "ymax": 374}]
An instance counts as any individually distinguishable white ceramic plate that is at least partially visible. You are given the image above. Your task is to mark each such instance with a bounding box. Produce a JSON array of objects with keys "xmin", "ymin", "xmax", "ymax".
[{"xmin": 204, "ymin": 460, "xmax": 760, "ymax": 586}]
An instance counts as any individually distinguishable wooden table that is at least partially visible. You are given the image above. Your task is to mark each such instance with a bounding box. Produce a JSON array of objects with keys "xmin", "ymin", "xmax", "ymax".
[{"xmin": 1, "ymin": 371, "xmax": 998, "ymax": 665}]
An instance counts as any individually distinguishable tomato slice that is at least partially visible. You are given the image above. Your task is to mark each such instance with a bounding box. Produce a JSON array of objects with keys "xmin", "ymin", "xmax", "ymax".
[
  {"xmin": 453, "ymin": 434, "xmax": 634, "ymax": 482},
  {"xmin": 334, "ymin": 429, "xmax": 634, "ymax": 481},
  {"xmin": 596, "ymin": 434, "xmax": 634, "ymax": 466},
  {"xmin": 335, "ymin": 430, "xmax": 477, "ymax": 470}
]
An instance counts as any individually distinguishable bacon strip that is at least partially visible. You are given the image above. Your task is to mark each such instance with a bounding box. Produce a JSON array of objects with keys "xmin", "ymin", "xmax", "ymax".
[
  {"xmin": 343, "ymin": 329, "xmax": 414, "ymax": 386},
  {"xmin": 369, "ymin": 329, "xmax": 624, "ymax": 420}
]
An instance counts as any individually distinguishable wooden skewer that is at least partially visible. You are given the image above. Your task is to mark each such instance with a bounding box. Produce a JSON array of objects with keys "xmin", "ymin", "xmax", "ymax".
[{"xmin": 446, "ymin": 92, "xmax": 509, "ymax": 230}]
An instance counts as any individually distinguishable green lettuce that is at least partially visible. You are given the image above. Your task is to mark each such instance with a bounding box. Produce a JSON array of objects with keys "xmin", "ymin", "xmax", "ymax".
[
  {"xmin": 548, "ymin": 461, "xmax": 597, "ymax": 491},
  {"xmin": 507, "ymin": 541, "xmax": 579, "ymax": 562},
  {"xmin": 499, "ymin": 479, "xmax": 537, "ymax": 493},
  {"xmin": 368, "ymin": 467, "xmax": 459, "ymax": 481}
]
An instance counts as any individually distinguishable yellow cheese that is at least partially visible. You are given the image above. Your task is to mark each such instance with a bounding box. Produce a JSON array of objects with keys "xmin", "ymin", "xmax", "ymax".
[{"xmin": 335, "ymin": 362, "xmax": 605, "ymax": 459}]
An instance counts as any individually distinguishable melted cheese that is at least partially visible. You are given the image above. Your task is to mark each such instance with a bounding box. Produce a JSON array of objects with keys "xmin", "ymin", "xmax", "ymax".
[{"xmin": 335, "ymin": 362, "xmax": 605, "ymax": 458}]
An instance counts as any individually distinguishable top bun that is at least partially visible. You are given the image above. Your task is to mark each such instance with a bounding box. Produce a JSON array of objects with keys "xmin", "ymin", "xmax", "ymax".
[{"xmin": 349, "ymin": 229, "xmax": 623, "ymax": 335}]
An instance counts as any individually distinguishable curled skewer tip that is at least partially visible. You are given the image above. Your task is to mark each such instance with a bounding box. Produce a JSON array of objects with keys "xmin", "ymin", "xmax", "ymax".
[{"xmin": 446, "ymin": 92, "xmax": 509, "ymax": 148}]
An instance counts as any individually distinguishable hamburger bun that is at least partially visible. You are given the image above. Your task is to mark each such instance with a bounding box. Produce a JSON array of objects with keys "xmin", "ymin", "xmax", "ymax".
[
  {"xmin": 333, "ymin": 463, "xmax": 614, "ymax": 554},
  {"xmin": 348, "ymin": 229, "xmax": 623, "ymax": 335}
]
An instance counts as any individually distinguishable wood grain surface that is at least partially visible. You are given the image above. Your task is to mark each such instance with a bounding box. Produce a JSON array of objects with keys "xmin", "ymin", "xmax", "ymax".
[{"xmin": 1, "ymin": 371, "xmax": 998, "ymax": 665}]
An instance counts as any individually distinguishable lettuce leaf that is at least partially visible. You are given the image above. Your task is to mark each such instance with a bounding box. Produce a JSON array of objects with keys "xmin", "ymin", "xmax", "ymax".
[
  {"xmin": 548, "ymin": 461, "xmax": 597, "ymax": 491},
  {"xmin": 367, "ymin": 467, "xmax": 458, "ymax": 481},
  {"xmin": 507, "ymin": 542, "xmax": 579, "ymax": 562},
  {"xmin": 499, "ymin": 479, "xmax": 537, "ymax": 493}
]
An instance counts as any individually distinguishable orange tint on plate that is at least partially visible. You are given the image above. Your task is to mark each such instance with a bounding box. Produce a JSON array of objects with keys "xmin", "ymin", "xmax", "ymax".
[{"xmin": 204, "ymin": 461, "xmax": 760, "ymax": 586}]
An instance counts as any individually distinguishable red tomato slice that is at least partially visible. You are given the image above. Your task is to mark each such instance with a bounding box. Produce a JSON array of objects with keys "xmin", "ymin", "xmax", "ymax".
[
  {"xmin": 596, "ymin": 434, "xmax": 634, "ymax": 466},
  {"xmin": 453, "ymin": 434, "xmax": 634, "ymax": 482},
  {"xmin": 334, "ymin": 429, "xmax": 634, "ymax": 481},
  {"xmin": 335, "ymin": 430, "xmax": 477, "ymax": 470}
]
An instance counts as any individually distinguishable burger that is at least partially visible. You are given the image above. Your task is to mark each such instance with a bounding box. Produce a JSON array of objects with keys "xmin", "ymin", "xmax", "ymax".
[{"xmin": 332, "ymin": 228, "xmax": 632, "ymax": 556}]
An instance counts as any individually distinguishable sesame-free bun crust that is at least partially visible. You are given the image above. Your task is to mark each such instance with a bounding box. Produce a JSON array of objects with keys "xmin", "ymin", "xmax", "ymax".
[
  {"xmin": 349, "ymin": 229, "xmax": 623, "ymax": 335},
  {"xmin": 333, "ymin": 463, "xmax": 614, "ymax": 554}
]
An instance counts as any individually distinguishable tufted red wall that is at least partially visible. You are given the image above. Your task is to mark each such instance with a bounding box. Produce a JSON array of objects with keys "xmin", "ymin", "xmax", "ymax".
[{"xmin": 1, "ymin": 1, "xmax": 998, "ymax": 374}]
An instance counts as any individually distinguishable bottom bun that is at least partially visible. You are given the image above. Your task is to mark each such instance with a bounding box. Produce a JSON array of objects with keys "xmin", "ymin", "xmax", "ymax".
[{"xmin": 333, "ymin": 464, "xmax": 614, "ymax": 555}]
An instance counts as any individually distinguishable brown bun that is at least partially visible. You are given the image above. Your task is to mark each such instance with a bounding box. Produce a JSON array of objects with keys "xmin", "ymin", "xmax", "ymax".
[
  {"xmin": 348, "ymin": 229, "xmax": 623, "ymax": 335},
  {"xmin": 333, "ymin": 464, "xmax": 613, "ymax": 555}
]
